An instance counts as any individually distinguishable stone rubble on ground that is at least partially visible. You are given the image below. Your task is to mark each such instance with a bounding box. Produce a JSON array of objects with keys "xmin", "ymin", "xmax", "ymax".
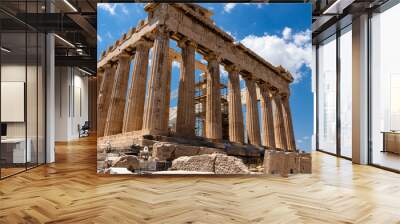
[{"xmin": 170, "ymin": 153, "xmax": 251, "ymax": 174}]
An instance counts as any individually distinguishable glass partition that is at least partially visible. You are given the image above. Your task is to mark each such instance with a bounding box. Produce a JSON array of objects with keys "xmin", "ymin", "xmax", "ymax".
[
  {"xmin": 0, "ymin": 1, "xmax": 46, "ymax": 179},
  {"xmin": 339, "ymin": 26, "xmax": 352, "ymax": 158},
  {"xmin": 0, "ymin": 27, "xmax": 28, "ymax": 178},
  {"xmin": 317, "ymin": 35, "xmax": 337, "ymax": 154},
  {"xmin": 370, "ymin": 3, "xmax": 400, "ymax": 171}
]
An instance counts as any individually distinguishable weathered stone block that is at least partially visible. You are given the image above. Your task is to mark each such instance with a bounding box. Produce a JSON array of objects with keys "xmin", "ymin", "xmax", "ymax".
[
  {"xmin": 170, "ymin": 153, "xmax": 250, "ymax": 174},
  {"xmin": 174, "ymin": 145, "xmax": 199, "ymax": 158},
  {"xmin": 214, "ymin": 154, "xmax": 250, "ymax": 175},
  {"xmin": 171, "ymin": 154, "xmax": 216, "ymax": 172},
  {"xmin": 299, "ymin": 155, "xmax": 312, "ymax": 173},
  {"xmin": 264, "ymin": 149, "xmax": 311, "ymax": 176},
  {"xmin": 152, "ymin": 142, "xmax": 176, "ymax": 160},
  {"xmin": 152, "ymin": 142, "xmax": 225, "ymax": 161}
]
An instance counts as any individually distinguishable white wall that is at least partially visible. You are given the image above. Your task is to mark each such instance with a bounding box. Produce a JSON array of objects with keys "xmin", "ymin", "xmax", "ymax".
[
  {"xmin": 54, "ymin": 66, "xmax": 89, "ymax": 141},
  {"xmin": 1, "ymin": 65, "xmax": 36, "ymax": 137}
]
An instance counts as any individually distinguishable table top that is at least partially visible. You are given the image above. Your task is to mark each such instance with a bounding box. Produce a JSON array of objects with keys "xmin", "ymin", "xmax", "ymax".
[
  {"xmin": 381, "ymin": 131, "xmax": 400, "ymax": 134},
  {"xmin": 1, "ymin": 138, "xmax": 28, "ymax": 143}
]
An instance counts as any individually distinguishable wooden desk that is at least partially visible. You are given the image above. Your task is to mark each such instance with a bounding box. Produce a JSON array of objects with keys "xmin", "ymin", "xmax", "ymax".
[
  {"xmin": 382, "ymin": 132, "xmax": 400, "ymax": 154},
  {"xmin": 1, "ymin": 138, "xmax": 31, "ymax": 164}
]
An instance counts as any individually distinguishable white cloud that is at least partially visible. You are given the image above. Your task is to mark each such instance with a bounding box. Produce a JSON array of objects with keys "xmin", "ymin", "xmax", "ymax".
[
  {"xmin": 97, "ymin": 35, "xmax": 102, "ymax": 42},
  {"xmin": 224, "ymin": 3, "xmax": 264, "ymax": 13},
  {"xmin": 98, "ymin": 3, "xmax": 129, "ymax": 16},
  {"xmin": 240, "ymin": 27, "xmax": 311, "ymax": 83},
  {"xmin": 297, "ymin": 139, "xmax": 304, "ymax": 143},
  {"xmin": 293, "ymin": 30, "xmax": 311, "ymax": 46},
  {"xmin": 282, "ymin": 27, "xmax": 292, "ymax": 40},
  {"xmin": 224, "ymin": 3, "xmax": 237, "ymax": 13},
  {"xmin": 98, "ymin": 3, "xmax": 117, "ymax": 15},
  {"xmin": 121, "ymin": 4, "xmax": 129, "ymax": 15}
]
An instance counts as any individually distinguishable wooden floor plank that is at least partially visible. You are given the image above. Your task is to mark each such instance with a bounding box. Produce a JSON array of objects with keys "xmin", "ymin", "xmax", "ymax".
[{"xmin": 0, "ymin": 135, "xmax": 400, "ymax": 223}]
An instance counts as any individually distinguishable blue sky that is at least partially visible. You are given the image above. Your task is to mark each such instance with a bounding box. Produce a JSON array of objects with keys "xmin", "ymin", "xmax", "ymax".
[{"xmin": 97, "ymin": 3, "xmax": 313, "ymax": 151}]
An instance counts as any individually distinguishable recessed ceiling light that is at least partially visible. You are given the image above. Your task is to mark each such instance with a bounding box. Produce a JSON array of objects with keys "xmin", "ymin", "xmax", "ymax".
[
  {"xmin": 54, "ymin": 34, "xmax": 75, "ymax": 48},
  {"xmin": 63, "ymin": 0, "xmax": 78, "ymax": 12},
  {"xmin": 78, "ymin": 67, "xmax": 93, "ymax": 76}
]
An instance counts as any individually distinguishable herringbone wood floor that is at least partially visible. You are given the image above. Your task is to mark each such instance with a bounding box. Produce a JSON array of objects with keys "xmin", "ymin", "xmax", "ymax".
[{"xmin": 1, "ymin": 136, "xmax": 400, "ymax": 224}]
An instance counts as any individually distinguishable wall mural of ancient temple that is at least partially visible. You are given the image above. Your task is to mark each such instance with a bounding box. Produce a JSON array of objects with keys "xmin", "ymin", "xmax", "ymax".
[{"xmin": 97, "ymin": 3, "xmax": 311, "ymax": 175}]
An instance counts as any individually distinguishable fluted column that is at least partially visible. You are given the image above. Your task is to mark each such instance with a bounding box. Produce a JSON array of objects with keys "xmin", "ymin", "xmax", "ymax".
[
  {"xmin": 259, "ymin": 83, "xmax": 276, "ymax": 149},
  {"xmin": 272, "ymin": 92, "xmax": 288, "ymax": 150},
  {"xmin": 244, "ymin": 78, "xmax": 261, "ymax": 146},
  {"xmin": 175, "ymin": 39, "xmax": 196, "ymax": 137},
  {"xmin": 122, "ymin": 40, "xmax": 152, "ymax": 133},
  {"xmin": 104, "ymin": 52, "xmax": 132, "ymax": 136},
  {"xmin": 97, "ymin": 63, "xmax": 116, "ymax": 137},
  {"xmin": 162, "ymin": 57, "xmax": 173, "ymax": 131},
  {"xmin": 226, "ymin": 65, "xmax": 244, "ymax": 144},
  {"xmin": 142, "ymin": 26, "xmax": 169, "ymax": 136},
  {"xmin": 282, "ymin": 95, "xmax": 296, "ymax": 151},
  {"xmin": 205, "ymin": 54, "xmax": 222, "ymax": 140}
]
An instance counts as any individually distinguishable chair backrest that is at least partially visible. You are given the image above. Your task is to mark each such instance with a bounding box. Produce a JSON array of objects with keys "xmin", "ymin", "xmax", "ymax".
[{"xmin": 82, "ymin": 121, "xmax": 90, "ymax": 129}]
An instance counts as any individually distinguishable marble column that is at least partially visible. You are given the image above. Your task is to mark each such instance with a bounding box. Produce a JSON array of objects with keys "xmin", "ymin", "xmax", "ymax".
[
  {"xmin": 282, "ymin": 95, "xmax": 296, "ymax": 151},
  {"xmin": 97, "ymin": 63, "xmax": 116, "ymax": 137},
  {"xmin": 175, "ymin": 39, "xmax": 196, "ymax": 137},
  {"xmin": 259, "ymin": 83, "xmax": 276, "ymax": 149},
  {"xmin": 244, "ymin": 78, "xmax": 261, "ymax": 147},
  {"xmin": 162, "ymin": 57, "xmax": 173, "ymax": 132},
  {"xmin": 142, "ymin": 26, "xmax": 169, "ymax": 136},
  {"xmin": 272, "ymin": 92, "xmax": 288, "ymax": 150},
  {"xmin": 205, "ymin": 54, "xmax": 222, "ymax": 140},
  {"xmin": 226, "ymin": 65, "xmax": 244, "ymax": 144},
  {"xmin": 104, "ymin": 52, "xmax": 132, "ymax": 136},
  {"xmin": 122, "ymin": 40, "xmax": 151, "ymax": 133}
]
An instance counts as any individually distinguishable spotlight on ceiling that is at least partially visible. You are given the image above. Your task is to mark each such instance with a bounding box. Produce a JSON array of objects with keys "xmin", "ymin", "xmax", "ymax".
[{"xmin": 1, "ymin": 47, "xmax": 11, "ymax": 53}]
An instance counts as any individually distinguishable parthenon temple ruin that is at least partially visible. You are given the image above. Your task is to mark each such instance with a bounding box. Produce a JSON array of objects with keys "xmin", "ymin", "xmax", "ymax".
[{"xmin": 97, "ymin": 3, "xmax": 311, "ymax": 175}]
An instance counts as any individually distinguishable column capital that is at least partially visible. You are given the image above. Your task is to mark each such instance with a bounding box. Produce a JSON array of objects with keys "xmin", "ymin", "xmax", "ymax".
[
  {"xmin": 224, "ymin": 64, "xmax": 240, "ymax": 74},
  {"xmin": 204, "ymin": 52, "xmax": 221, "ymax": 63},
  {"xmin": 135, "ymin": 39, "xmax": 153, "ymax": 50},
  {"xmin": 118, "ymin": 50, "xmax": 132, "ymax": 60},
  {"xmin": 279, "ymin": 91, "xmax": 289, "ymax": 99},
  {"xmin": 243, "ymin": 76, "xmax": 256, "ymax": 84},
  {"xmin": 177, "ymin": 37, "xmax": 197, "ymax": 49},
  {"xmin": 154, "ymin": 25, "xmax": 169, "ymax": 37},
  {"xmin": 97, "ymin": 67, "xmax": 105, "ymax": 73},
  {"xmin": 104, "ymin": 62, "xmax": 113, "ymax": 69}
]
